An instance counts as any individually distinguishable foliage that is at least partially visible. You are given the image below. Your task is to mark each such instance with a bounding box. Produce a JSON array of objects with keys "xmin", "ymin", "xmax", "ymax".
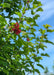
[
  {"xmin": 44, "ymin": 63, "xmax": 54, "ymax": 75},
  {"xmin": 0, "ymin": 0, "xmax": 54, "ymax": 75}
]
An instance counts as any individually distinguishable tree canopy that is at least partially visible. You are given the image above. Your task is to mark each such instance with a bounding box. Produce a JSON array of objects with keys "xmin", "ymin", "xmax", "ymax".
[{"xmin": 0, "ymin": 0, "xmax": 54, "ymax": 75}]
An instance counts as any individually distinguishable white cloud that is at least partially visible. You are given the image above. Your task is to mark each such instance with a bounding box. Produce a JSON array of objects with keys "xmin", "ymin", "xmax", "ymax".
[{"xmin": 37, "ymin": 0, "xmax": 54, "ymax": 22}]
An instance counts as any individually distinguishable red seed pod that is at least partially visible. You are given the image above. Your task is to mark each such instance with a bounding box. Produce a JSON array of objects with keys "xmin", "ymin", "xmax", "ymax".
[
  {"xmin": 11, "ymin": 22, "xmax": 21, "ymax": 35},
  {"xmin": 27, "ymin": 0, "xmax": 29, "ymax": 3},
  {"xmin": 27, "ymin": 38, "xmax": 29, "ymax": 41}
]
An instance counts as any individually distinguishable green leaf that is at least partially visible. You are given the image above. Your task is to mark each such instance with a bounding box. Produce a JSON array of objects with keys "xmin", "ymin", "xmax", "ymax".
[
  {"xmin": 33, "ymin": 14, "xmax": 40, "ymax": 19},
  {"xmin": 34, "ymin": 56, "xmax": 43, "ymax": 62},
  {"xmin": 31, "ymin": 10, "xmax": 35, "ymax": 15},
  {"xmin": 3, "ymin": 69, "xmax": 9, "ymax": 75},
  {"xmin": 39, "ymin": 43, "xmax": 47, "ymax": 50},
  {"xmin": 25, "ymin": 67, "xmax": 30, "ymax": 72},
  {"xmin": 0, "ymin": 15, "xmax": 7, "ymax": 25},
  {"xmin": 22, "ymin": 7, "xmax": 25, "ymax": 14},
  {"xmin": 44, "ymin": 40, "xmax": 54, "ymax": 45},
  {"xmin": 41, "ymin": 53, "xmax": 50, "ymax": 57},
  {"xmin": 34, "ymin": 69, "xmax": 40, "ymax": 73},
  {"xmin": 15, "ymin": 12, "xmax": 22, "ymax": 17},
  {"xmin": 43, "ymin": 24, "xmax": 51, "ymax": 29},
  {"xmin": 36, "ymin": 7, "xmax": 43, "ymax": 12},
  {"xmin": 26, "ymin": 17, "xmax": 34, "ymax": 23},
  {"xmin": 31, "ymin": 28, "xmax": 36, "ymax": 33},
  {"xmin": 1, "ymin": 3, "xmax": 10, "ymax": 8},
  {"xmin": 39, "ymin": 29, "xmax": 46, "ymax": 34},
  {"xmin": 47, "ymin": 29, "xmax": 54, "ymax": 32},
  {"xmin": 33, "ymin": 0, "xmax": 42, "ymax": 6},
  {"xmin": 33, "ymin": 4, "xmax": 37, "ymax": 9},
  {"xmin": 0, "ymin": 56, "xmax": 5, "ymax": 60},
  {"xmin": 37, "ymin": 64, "xmax": 44, "ymax": 69}
]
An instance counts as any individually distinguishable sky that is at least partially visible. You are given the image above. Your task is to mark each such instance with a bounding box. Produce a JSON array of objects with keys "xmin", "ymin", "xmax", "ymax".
[{"xmin": 35, "ymin": 0, "xmax": 54, "ymax": 74}]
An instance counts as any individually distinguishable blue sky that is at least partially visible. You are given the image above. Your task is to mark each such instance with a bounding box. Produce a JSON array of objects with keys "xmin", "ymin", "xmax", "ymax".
[{"xmin": 36, "ymin": 0, "xmax": 54, "ymax": 74}]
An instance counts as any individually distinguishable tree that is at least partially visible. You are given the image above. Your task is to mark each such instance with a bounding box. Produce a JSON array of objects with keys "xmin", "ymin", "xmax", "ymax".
[
  {"xmin": 44, "ymin": 67, "xmax": 49, "ymax": 75},
  {"xmin": 0, "ymin": 0, "xmax": 54, "ymax": 75},
  {"xmin": 44, "ymin": 61, "xmax": 54, "ymax": 75}
]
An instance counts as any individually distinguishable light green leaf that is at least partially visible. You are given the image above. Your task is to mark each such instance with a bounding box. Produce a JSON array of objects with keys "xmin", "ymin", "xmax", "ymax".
[
  {"xmin": 15, "ymin": 12, "xmax": 22, "ymax": 17},
  {"xmin": 1, "ymin": 3, "xmax": 10, "ymax": 8},
  {"xmin": 36, "ymin": 7, "xmax": 43, "ymax": 12}
]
